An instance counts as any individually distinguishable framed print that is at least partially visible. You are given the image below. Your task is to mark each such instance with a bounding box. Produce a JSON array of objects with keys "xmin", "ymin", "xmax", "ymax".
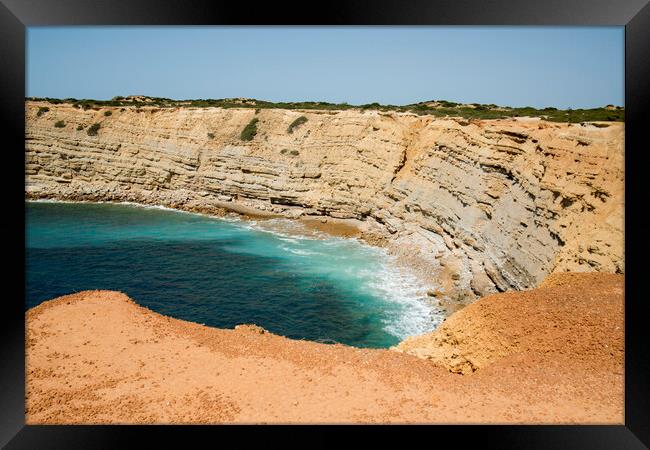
[{"xmin": 1, "ymin": 0, "xmax": 648, "ymax": 447}]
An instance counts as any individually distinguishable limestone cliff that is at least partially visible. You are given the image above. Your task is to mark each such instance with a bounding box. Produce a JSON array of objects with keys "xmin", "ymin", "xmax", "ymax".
[{"xmin": 25, "ymin": 101, "xmax": 624, "ymax": 302}]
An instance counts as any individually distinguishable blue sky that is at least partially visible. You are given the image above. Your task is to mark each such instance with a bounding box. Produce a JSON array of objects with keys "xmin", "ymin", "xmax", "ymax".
[{"xmin": 27, "ymin": 26, "xmax": 624, "ymax": 109}]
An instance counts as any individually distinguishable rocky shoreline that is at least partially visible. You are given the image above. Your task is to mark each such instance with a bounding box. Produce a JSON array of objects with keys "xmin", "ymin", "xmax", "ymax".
[{"xmin": 26, "ymin": 190, "xmax": 376, "ymax": 240}]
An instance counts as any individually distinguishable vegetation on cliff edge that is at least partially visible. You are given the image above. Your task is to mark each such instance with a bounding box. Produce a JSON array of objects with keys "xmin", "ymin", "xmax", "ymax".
[{"xmin": 26, "ymin": 96, "xmax": 625, "ymax": 123}]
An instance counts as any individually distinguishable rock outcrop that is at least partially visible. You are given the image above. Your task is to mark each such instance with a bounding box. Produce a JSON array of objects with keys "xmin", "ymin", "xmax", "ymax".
[
  {"xmin": 25, "ymin": 101, "xmax": 624, "ymax": 302},
  {"xmin": 394, "ymin": 272, "xmax": 624, "ymax": 374}
]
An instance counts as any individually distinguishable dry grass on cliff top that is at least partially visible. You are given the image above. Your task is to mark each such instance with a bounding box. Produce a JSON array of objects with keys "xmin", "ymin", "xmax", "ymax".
[{"xmin": 26, "ymin": 272, "xmax": 623, "ymax": 424}]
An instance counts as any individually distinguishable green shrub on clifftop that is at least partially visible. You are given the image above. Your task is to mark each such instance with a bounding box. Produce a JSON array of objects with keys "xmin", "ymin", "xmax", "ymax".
[
  {"xmin": 240, "ymin": 118, "xmax": 259, "ymax": 141},
  {"xmin": 36, "ymin": 106, "xmax": 49, "ymax": 117},
  {"xmin": 104, "ymin": 110, "xmax": 112, "ymax": 116},
  {"xmin": 54, "ymin": 120, "xmax": 66, "ymax": 128}
]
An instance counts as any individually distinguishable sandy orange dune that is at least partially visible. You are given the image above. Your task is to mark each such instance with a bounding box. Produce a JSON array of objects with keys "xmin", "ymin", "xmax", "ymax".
[{"xmin": 26, "ymin": 273, "xmax": 623, "ymax": 424}]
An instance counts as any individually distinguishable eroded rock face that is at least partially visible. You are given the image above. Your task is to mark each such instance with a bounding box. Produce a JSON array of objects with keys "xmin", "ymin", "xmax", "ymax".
[
  {"xmin": 393, "ymin": 273, "xmax": 624, "ymax": 374},
  {"xmin": 25, "ymin": 102, "xmax": 624, "ymax": 301}
]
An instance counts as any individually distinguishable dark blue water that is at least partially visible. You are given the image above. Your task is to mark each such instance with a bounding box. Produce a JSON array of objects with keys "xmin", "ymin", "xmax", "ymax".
[{"xmin": 26, "ymin": 201, "xmax": 440, "ymax": 348}]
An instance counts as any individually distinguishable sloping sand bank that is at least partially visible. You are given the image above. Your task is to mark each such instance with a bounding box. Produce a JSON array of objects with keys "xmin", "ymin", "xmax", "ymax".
[{"xmin": 26, "ymin": 273, "xmax": 623, "ymax": 424}]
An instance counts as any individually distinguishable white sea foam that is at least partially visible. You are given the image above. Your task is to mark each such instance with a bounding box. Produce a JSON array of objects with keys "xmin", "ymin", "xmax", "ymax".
[
  {"xmin": 362, "ymin": 253, "xmax": 444, "ymax": 340},
  {"xmin": 287, "ymin": 248, "xmax": 318, "ymax": 256},
  {"xmin": 240, "ymin": 222, "xmax": 443, "ymax": 340},
  {"xmin": 277, "ymin": 236, "xmax": 301, "ymax": 244}
]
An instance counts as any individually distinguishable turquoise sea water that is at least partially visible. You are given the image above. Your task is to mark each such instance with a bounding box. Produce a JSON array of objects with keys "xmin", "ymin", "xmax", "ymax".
[{"xmin": 26, "ymin": 201, "xmax": 442, "ymax": 348}]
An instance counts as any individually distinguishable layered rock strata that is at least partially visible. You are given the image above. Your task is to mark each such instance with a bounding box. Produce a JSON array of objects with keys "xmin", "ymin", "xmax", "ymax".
[{"xmin": 25, "ymin": 101, "xmax": 624, "ymax": 302}]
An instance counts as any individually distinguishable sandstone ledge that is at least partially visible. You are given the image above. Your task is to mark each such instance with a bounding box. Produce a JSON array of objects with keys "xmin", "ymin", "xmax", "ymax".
[{"xmin": 26, "ymin": 273, "xmax": 623, "ymax": 424}]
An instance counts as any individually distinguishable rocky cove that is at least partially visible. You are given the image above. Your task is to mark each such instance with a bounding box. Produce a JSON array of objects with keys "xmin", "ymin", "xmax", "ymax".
[
  {"xmin": 24, "ymin": 100, "xmax": 626, "ymax": 424},
  {"xmin": 25, "ymin": 100, "xmax": 625, "ymax": 308}
]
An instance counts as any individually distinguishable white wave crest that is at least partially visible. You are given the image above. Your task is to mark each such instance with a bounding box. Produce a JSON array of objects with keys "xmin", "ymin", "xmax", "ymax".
[{"xmin": 361, "ymin": 254, "xmax": 444, "ymax": 340}]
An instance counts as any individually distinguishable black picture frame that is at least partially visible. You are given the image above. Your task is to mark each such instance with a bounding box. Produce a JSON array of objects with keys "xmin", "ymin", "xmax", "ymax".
[{"xmin": 1, "ymin": 0, "xmax": 647, "ymax": 448}]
